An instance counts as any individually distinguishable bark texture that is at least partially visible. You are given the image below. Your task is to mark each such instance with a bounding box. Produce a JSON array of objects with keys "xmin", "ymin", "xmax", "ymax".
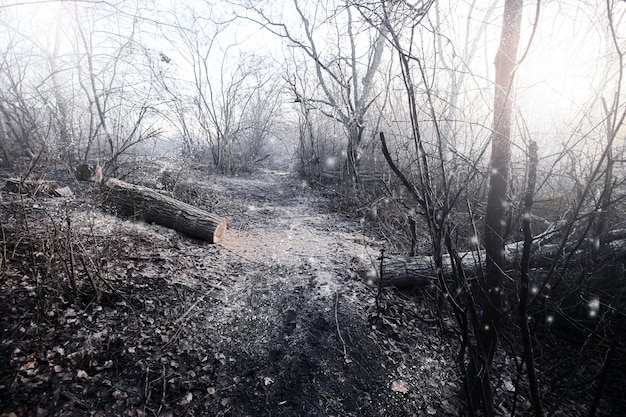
[
  {"xmin": 478, "ymin": 0, "xmax": 524, "ymax": 412},
  {"xmin": 354, "ymin": 232, "xmax": 626, "ymax": 289},
  {"xmin": 102, "ymin": 178, "xmax": 227, "ymax": 244}
]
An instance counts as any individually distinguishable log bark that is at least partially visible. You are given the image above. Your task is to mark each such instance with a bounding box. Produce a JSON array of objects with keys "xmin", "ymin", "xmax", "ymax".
[
  {"xmin": 354, "ymin": 233, "xmax": 626, "ymax": 289},
  {"xmin": 102, "ymin": 178, "xmax": 227, "ymax": 243},
  {"xmin": 4, "ymin": 178, "xmax": 57, "ymax": 196}
]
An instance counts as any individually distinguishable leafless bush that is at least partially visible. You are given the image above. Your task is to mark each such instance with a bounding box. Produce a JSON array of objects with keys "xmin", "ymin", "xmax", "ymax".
[{"xmin": 0, "ymin": 191, "xmax": 122, "ymax": 313}]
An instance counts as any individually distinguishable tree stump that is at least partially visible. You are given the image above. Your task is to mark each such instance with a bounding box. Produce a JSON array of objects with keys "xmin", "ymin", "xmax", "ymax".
[{"xmin": 102, "ymin": 178, "xmax": 227, "ymax": 243}]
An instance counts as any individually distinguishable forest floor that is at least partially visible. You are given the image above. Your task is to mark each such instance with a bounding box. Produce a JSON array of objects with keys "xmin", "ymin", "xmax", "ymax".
[{"xmin": 0, "ymin": 164, "xmax": 462, "ymax": 416}]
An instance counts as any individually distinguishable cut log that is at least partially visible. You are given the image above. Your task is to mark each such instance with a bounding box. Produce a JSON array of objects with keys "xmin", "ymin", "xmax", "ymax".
[
  {"xmin": 4, "ymin": 178, "xmax": 56, "ymax": 196},
  {"xmin": 102, "ymin": 178, "xmax": 227, "ymax": 243},
  {"xmin": 354, "ymin": 235, "xmax": 626, "ymax": 289}
]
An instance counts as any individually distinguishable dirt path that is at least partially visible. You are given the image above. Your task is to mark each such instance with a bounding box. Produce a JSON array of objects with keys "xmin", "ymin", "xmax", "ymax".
[
  {"xmin": 205, "ymin": 171, "xmax": 388, "ymax": 414},
  {"xmin": 0, "ymin": 168, "xmax": 459, "ymax": 416},
  {"xmin": 217, "ymin": 170, "xmax": 378, "ymax": 300},
  {"xmin": 179, "ymin": 170, "xmax": 458, "ymax": 416}
]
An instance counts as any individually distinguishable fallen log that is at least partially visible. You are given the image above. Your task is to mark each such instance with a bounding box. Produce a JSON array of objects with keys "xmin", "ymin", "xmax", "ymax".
[
  {"xmin": 4, "ymin": 178, "xmax": 57, "ymax": 196},
  {"xmin": 354, "ymin": 236, "xmax": 626, "ymax": 289},
  {"xmin": 102, "ymin": 178, "xmax": 227, "ymax": 243},
  {"xmin": 352, "ymin": 248, "xmax": 481, "ymax": 289}
]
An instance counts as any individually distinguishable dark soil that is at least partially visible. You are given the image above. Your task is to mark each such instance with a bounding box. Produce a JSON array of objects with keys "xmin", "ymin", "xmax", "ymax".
[{"xmin": 0, "ymin": 165, "xmax": 460, "ymax": 416}]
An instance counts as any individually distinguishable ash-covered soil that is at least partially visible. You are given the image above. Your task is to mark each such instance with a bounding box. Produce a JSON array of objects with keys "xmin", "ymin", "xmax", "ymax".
[{"xmin": 0, "ymin": 165, "xmax": 460, "ymax": 416}]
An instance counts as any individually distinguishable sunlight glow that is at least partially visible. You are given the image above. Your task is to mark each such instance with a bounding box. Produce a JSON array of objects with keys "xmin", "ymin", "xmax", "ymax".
[
  {"xmin": 588, "ymin": 297, "xmax": 600, "ymax": 318},
  {"xmin": 366, "ymin": 268, "xmax": 377, "ymax": 280}
]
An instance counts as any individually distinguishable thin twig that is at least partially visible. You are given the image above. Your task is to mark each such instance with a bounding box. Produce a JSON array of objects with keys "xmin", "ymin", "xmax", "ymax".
[
  {"xmin": 144, "ymin": 364, "xmax": 151, "ymax": 405},
  {"xmin": 334, "ymin": 292, "xmax": 351, "ymax": 364},
  {"xmin": 519, "ymin": 140, "xmax": 544, "ymax": 417},
  {"xmin": 376, "ymin": 246, "xmax": 385, "ymax": 314},
  {"xmin": 174, "ymin": 283, "xmax": 222, "ymax": 325},
  {"xmin": 162, "ymin": 284, "xmax": 222, "ymax": 349},
  {"xmin": 0, "ymin": 217, "xmax": 7, "ymax": 280},
  {"xmin": 65, "ymin": 205, "xmax": 78, "ymax": 298},
  {"xmin": 157, "ymin": 363, "xmax": 166, "ymax": 415}
]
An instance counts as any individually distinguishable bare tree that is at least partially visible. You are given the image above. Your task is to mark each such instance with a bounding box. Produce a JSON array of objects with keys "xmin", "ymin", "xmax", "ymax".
[
  {"xmin": 0, "ymin": 13, "xmax": 61, "ymax": 168},
  {"xmin": 0, "ymin": 39, "xmax": 42, "ymax": 164},
  {"xmin": 234, "ymin": 71, "xmax": 283, "ymax": 171},
  {"xmin": 68, "ymin": 3, "xmax": 162, "ymax": 175},
  {"xmin": 0, "ymin": 1, "xmax": 164, "ymax": 175},
  {"xmin": 355, "ymin": 1, "xmax": 531, "ymax": 415},
  {"xmin": 434, "ymin": 0, "xmax": 499, "ymax": 159},
  {"xmin": 476, "ymin": 1, "xmax": 524, "ymax": 413},
  {"xmin": 238, "ymin": 0, "xmax": 389, "ymax": 185},
  {"xmin": 154, "ymin": 4, "xmax": 282, "ymax": 173}
]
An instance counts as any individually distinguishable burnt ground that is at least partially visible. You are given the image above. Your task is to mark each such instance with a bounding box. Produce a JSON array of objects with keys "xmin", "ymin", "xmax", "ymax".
[{"xmin": 0, "ymin": 166, "xmax": 461, "ymax": 416}]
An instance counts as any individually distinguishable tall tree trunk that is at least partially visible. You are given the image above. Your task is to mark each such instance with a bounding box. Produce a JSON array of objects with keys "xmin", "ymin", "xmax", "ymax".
[
  {"xmin": 519, "ymin": 140, "xmax": 544, "ymax": 417},
  {"xmin": 346, "ymin": 123, "xmax": 363, "ymax": 186},
  {"xmin": 473, "ymin": 0, "xmax": 523, "ymax": 414}
]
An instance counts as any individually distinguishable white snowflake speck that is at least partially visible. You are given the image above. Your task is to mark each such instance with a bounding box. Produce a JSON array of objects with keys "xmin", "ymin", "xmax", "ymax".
[
  {"xmin": 588, "ymin": 297, "xmax": 600, "ymax": 318},
  {"xmin": 325, "ymin": 156, "xmax": 337, "ymax": 168}
]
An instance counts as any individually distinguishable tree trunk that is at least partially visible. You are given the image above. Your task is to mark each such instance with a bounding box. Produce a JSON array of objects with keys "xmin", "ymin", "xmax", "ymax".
[
  {"xmin": 479, "ymin": 0, "xmax": 523, "ymax": 413},
  {"xmin": 518, "ymin": 140, "xmax": 544, "ymax": 417},
  {"xmin": 102, "ymin": 178, "xmax": 227, "ymax": 244},
  {"xmin": 353, "ymin": 232, "xmax": 626, "ymax": 288}
]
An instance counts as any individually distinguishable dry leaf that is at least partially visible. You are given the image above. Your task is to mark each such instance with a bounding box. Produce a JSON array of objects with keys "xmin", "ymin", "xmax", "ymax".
[
  {"xmin": 178, "ymin": 392, "xmax": 193, "ymax": 405},
  {"xmin": 391, "ymin": 379, "xmax": 409, "ymax": 393}
]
